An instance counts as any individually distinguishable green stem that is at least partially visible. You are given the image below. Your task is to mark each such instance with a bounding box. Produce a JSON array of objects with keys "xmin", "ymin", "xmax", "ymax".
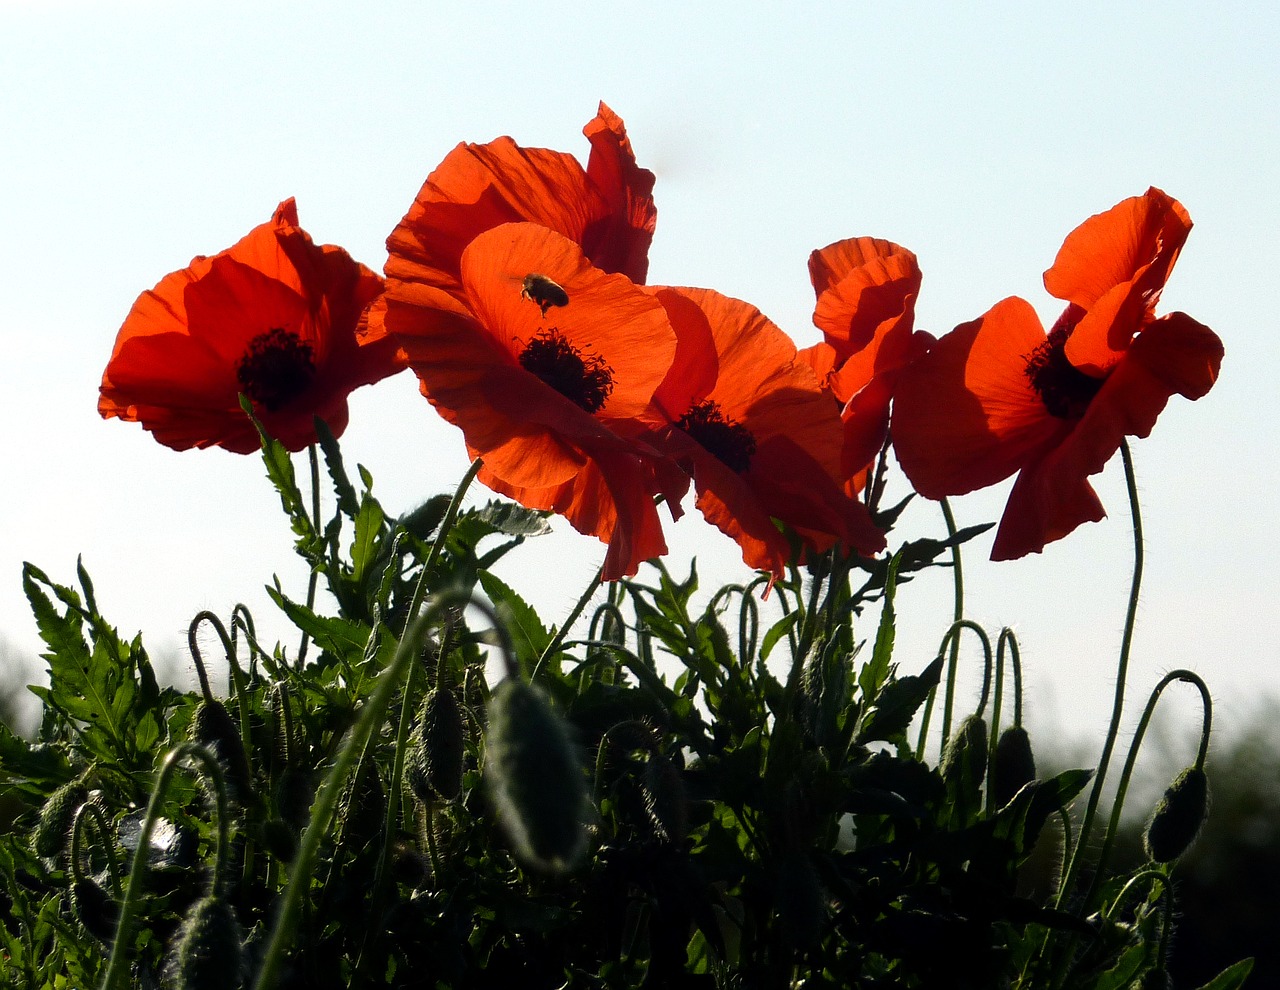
[
  {"xmin": 251, "ymin": 596, "xmax": 457, "ymax": 990},
  {"xmin": 1056, "ymin": 439, "xmax": 1144, "ymax": 908},
  {"xmin": 297, "ymin": 444, "xmax": 322, "ymax": 668},
  {"xmin": 100, "ymin": 743, "xmax": 230, "ymax": 990},
  {"xmin": 939, "ymin": 498, "xmax": 965, "ymax": 757},
  {"xmin": 532, "ymin": 565, "xmax": 604, "ymax": 681},
  {"xmin": 1083, "ymin": 669, "xmax": 1211, "ymax": 909}
]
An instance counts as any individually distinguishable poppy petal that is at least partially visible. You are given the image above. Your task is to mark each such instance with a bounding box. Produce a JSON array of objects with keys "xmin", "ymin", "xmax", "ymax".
[{"xmin": 892, "ymin": 296, "xmax": 1062, "ymax": 498}]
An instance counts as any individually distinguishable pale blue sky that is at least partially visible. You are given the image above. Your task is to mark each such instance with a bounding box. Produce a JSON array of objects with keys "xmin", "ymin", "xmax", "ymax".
[{"xmin": 2, "ymin": 1, "xmax": 1276, "ymax": 757}]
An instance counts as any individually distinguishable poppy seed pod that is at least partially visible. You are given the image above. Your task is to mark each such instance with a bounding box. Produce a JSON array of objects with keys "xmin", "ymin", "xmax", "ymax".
[
  {"xmin": 407, "ymin": 686, "xmax": 466, "ymax": 803},
  {"xmin": 485, "ymin": 679, "xmax": 589, "ymax": 872},
  {"xmin": 165, "ymin": 895, "xmax": 244, "ymax": 990},
  {"xmin": 33, "ymin": 778, "xmax": 87, "ymax": 859},
  {"xmin": 992, "ymin": 726, "xmax": 1037, "ymax": 808},
  {"xmin": 1143, "ymin": 766, "xmax": 1210, "ymax": 863}
]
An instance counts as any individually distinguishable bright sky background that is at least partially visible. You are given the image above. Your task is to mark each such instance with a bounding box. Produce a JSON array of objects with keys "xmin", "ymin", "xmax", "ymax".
[{"xmin": 2, "ymin": 1, "xmax": 1277, "ymax": 769}]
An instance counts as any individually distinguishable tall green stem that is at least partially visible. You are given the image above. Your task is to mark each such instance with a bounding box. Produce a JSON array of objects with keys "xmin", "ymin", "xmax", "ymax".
[
  {"xmin": 939, "ymin": 498, "xmax": 964, "ymax": 757},
  {"xmin": 1057, "ymin": 439, "xmax": 1144, "ymax": 907},
  {"xmin": 297, "ymin": 443, "xmax": 322, "ymax": 668}
]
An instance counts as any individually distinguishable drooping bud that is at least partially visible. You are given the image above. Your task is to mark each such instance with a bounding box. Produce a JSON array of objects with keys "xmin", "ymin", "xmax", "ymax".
[
  {"xmin": 1143, "ymin": 766, "xmax": 1210, "ymax": 863},
  {"xmin": 71, "ymin": 876, "xmax": 118, "ymax": 942},
  {"xmin": 33, "ymin": 778, "xmax": 88, "ymax": 859},
  {"xmin": 407, "ymin": 687, "xmax": 466, "ymax": 803},
  {"xmin": 940, "ymin": 714, "xmax": 989, "ymax": 790},
  {"xmin": 641, "ymin": 754, "xmax": 688, "ymax": 845},
  {"xmin": 991, "ymin": 726, "xmax": 1037, "ymax": 808},
  {"xmin": 190, "ymin": 699, "xmax": 253, "ymax": 803},
  {"xmin": 165, "ymin": 894, "xmax": 244, "ymax": 990},
  {"xmin": 484, "ymin": 679, "xmax": 589, "ymax": 872}
]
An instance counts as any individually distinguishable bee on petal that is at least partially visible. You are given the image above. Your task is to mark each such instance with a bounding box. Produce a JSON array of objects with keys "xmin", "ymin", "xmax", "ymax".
[{"xmin": 521, "ymin": 273, "xmax": 569, "ymax": 316}]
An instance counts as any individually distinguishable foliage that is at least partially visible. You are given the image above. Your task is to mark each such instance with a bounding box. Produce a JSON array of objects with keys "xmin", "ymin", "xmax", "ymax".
[{"xmin": 0, "ymin": 431, "xmax": 1251, "ymax": 989}]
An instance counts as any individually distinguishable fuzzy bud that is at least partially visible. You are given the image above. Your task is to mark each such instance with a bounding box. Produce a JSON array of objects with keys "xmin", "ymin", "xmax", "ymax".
[
  {"xmin": 485, "ymin": 679, "xmax": 589, "ymax": 872},
  {"xmin": 33, "ymin": 778, "xmax": 87, "ymax": 859},
  {"xmin": 642, "ymin": 754, "xmax": 688, "ymax": 845},
  {"xmin": 71, "ymin": 877, "xmax": 118, "ymax": 942},
  {"xmin": 992, "ymin": 726, "xmax": 1037, "ymax": 808},
  {"xmin": 165, "ymin": 895, "xmax": 244, "ymax": 990},
  {"xmin": 1143, "ymin": 766, "xmax": 1209, "ymax": 863},
  {"xmin": 940, "ymin": 714, "xmax": 989, "ymax": 790},
  {"xmin": 407, "ymin": 687, "xmax": 466, "ymax": 803},
  {"xmin": 190, "ymin": 699, "xmax": 253, "ymax": 803}
]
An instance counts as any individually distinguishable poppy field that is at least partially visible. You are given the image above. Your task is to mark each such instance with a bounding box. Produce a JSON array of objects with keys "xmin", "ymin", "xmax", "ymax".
[{"xmin": 0, "ymin": 104, "xmax": 1248, "ymax": 988}]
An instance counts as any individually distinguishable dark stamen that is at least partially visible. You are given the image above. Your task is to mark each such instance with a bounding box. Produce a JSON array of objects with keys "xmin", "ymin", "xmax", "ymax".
[
  {"xmin": 236, "ymin": 327, "xmax": 316, "ymax": 411},
  {"xmin": 678, "ymin": 401, "xmax": 757, "ymax": 474},
  {"xmin": 518, "ymin": 328, "xmax": 615, "ymax": 414},
  {"xmin": 1024, "ymin": 313, "xmax": 1103, "ymax": 419}
]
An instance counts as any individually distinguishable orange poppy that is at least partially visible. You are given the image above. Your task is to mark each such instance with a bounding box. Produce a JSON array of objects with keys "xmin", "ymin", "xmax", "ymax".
[
  {"xmin": 99, "ymin": 199, "xmax": 396, "ymax": 453},
  {"xmin": 375, "ymin": 101, "xmax": 655, "ymax": 334},
  {"xmin": 384, "ymin": 220, "xmax": 685, "ymax": 580},
  {"xmin": 799, "ymin": 237, "xmax": 934, "ymax": 485},
  {"xmin": 891, "ymin": 188, "xmax": 1223, "ymax": 560},
  {"xmin": 642, "ymin": 286, "xmax": 887, "ymax": 577}
]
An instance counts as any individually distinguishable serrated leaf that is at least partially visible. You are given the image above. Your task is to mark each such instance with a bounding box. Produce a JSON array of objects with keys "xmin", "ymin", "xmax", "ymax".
[
  {"xmin": 314, "ymin": 416, "xmax": 359, "ymax": 519},
  {"xmin": 1092, "ymin": 942, "xmax": 1149, "ymax": 990},
  {"xmin": 471, "ymin": 500, "xmax": 553, "ymax": 538},
  {"xmin": 1195, "ymin": 959, "xmax": 1254, "ymax": 990},
  {"xmin": 350, "ymin": 494, "xmax": 387, "ymax": 586},
  {"xmin": 861, "ymin": 551, "xmax": 902, "ymax": 700},
  {"xmin": 242, "ymin": 395, "xmax": 314, "ymax": 545},
  {"xmin": 478, "ymin": 570, "xmax": 553, "ymax": 675},
  {"xmin": 856, "ymin": 655, "xmax": 944, "ymax": 744},
  {"xmin": 269, "ymin": 586, "xmax": 371, "ymax": 662}
]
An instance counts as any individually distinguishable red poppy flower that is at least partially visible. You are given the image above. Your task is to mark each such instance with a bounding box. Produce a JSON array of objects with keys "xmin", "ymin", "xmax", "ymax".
[
  {"xmin": 643, "ymin": 286, "xmax": 887, "ymax": 577},
  {"xmin": 385, "ymin": 220, "xmax": 685, "ymax": 580},
  {"xmin": 799, "ymin": 237, "xmax": 933, "ymax": 483},
  {"xmin": 99, "ymin": 199, "xmax": 397, "ymax": 453},
  {"xmin": 375, "ymin": 101, "xmax": 655, "ymax": 333},
  {"xmin": 892, "ymin": 188, "xmax": 1223, "ymax": 560}
]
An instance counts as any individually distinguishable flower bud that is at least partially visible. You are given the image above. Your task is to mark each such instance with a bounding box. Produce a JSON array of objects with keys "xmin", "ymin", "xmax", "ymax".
[
  {"xmin": 1143, "ymin": 766, "xmax": 1209, "ymax": 863},
  {"xmin": 407, "ymin": 687, "xmax": 466, "ymax": 803},
  {"xmin": 641, "ymin": 754, "xmax": 688, "ymax": 845},
  {"xmin": 165, "ymin": 895, "xmax": 244, "ymax": 990},
  {"xmin": 992, "ymin": 726, "xmax": 1037, "ymax": 808},
  {"xmin": 71, "ymin": 876, "xmax": 118, "ymax": 942},
  {"xmin": 485, "ymin": 679, "xmax": 589, "ymax": 872},
  {"xmin": 33, "ymin": 778, "xmax": 87, "ymax": 859},
  {"xmin": 190, "ymin": 699, "xmax": 253, "ymax": 803},
  {"xmin": 940, "ymin": 714, "xmax": 988, "ymax": 790}
]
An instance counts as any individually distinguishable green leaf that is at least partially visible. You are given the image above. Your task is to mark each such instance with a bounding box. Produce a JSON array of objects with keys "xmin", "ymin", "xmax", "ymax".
[
  {"xmin": 1195, "ymin": 959, "xmax": 1255, "ymax": 990},
  {"xmin": 1091, "ymin": 942, "xmax": 1149, "ymax": 990},
  {"xmin": 856, "ymin": 655, "xmax": 944, "ymax": 744},
  {"xmin": 479, "ymin": 570, "xmax": 552, "ymax": 675},
  {"xmin": 314, "ymin": 416, "xmax": 359, "ymax": 519},
  {"xmin": 760, "ymin": 611, "xmax": 800, "ymax": 662},
  {"xmin": 350, "ymin": 493, "xmax": 387, "ymax": 587},
  {"xmin": 269, "ymin": 586, "xmax": 371, "ymax": 663},
  {"xmin": 861, "ymin": 551, "xmax": 902, "ymax": 700},
  {"xmin": 242, "ymin": 395, "xmax": 314, "ymax": 546}
]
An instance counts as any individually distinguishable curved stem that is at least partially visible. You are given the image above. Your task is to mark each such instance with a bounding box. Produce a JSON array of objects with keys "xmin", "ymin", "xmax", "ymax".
[
  {"xmin": 100, "ymin": 743, "xmax": 230, "ymax": 990},
  {"xmin": 251, "ymin": 591, "xmax": 514, "ymax": 990},
  {"xmin": 1056, "ymin": 439, "xmax": 1145, "ymax": 907},
  {"xmin": 1083, "ymin": 669, "xmax": 1211, "ymax": 909},
  {"xmin": 72, "ymin": 802, "xmax": 123, "ymax": 897}
]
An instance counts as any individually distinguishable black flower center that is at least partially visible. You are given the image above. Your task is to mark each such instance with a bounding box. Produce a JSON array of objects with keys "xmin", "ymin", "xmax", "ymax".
[
  {"xmin": 677, "ymin": 400, "xmax": 757, "ymax": 474},
  {"xmin": 518, "ymin": 328, "xmax": 615, "ymax": 414},
  {"xmin": 237, "ymin": 327, "xmax": 316, "ymax": 411},
  {"xmin": 1024, "ymin": 323, "xmax": 1103, "ymax": 419}
]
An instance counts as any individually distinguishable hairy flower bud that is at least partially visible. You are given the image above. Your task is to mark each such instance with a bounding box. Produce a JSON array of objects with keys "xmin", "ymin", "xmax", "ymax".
[
  {"xmin": 190, "ymin": 699, "xmax": 253, "ymax": 803},
  {"xmin": 992, "ymin": 726, "xmax": 1037, "ymax": 808},
  {"xmin": 485, "ymin": 679, "xmax": 589, "ymax": 872},
  {"xmin": 71, "ymin": 876, "xmax": 118, "ymax": 942},
  {"xmin": 408, "ymin": 687, "xmax": 466, "ymax": 803},
  {"xmin": 165, "ymin": 895, "xmax": 244, "ymax": 990},
  {"xmin": 1143, "ymin": 766, "xmax": 1209, "ymax": 863},
  {"xmin": 33, "ymin": 778, "xmax": 87, "ymax": 859},
  {"xmin": 642, "ymin": 753, "xmax": 688, "ymax": 845},
  {"xmin": 940, "ymin": 714, "xmax": 989, "ymax": 790}
]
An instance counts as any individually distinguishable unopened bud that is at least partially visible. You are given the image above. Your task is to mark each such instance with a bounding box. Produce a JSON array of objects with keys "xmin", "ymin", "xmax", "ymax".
[
  {"xmin": 992, "ymin": 726, "xmax": 1037, "ymax": 807},
  {"xmin": 1143, "ymin": 766, "xmax": 1209, "ymax": 863},
  {"xmin": 485, "ymin": 679, "xmax": 589, "ymax": 872}
]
